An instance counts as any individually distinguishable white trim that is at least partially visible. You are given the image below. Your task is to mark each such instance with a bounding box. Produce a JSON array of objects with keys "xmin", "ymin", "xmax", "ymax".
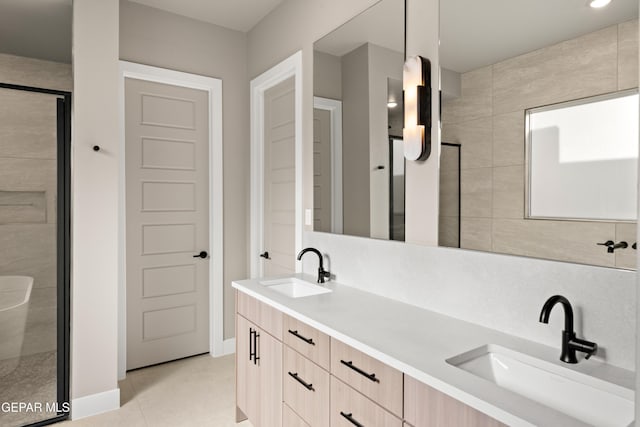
[
  {"xmin": 71, "ymin": 388, "xmax": 120, "ymax": 420},
  {"xmin": 250, "ymin": 51, "xmax": 303, "ymax": 277},
  {"xmin": 222, "ymin": 337, "xmax": 236, "ymax": 355},
  {"xmin": 313, "ymin": 96, "xmax": 343, "ymax": 234},
  {"xmin": 118, "ymin": 61, "xmax": 225, "ymax": 380}
]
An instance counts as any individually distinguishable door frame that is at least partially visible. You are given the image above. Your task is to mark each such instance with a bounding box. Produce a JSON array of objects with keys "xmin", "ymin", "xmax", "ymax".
[
  {"xmin": 313, "ymin": 96, "xmax": 343, "ymax": 234},
  {"xmin": 117, "ymin": 61, "xmax": 225, "ymax": 379},
  {"xmin": 250, "ymin": 51, "xmax": 303, "ymax": 277}
]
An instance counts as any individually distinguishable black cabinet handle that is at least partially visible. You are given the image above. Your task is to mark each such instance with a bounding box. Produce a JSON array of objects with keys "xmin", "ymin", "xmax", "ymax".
[
  {"xmin": 288, "ymin": 329, "xmax": 315, "ymax": 345},
  {"xmin": 288, "ymin": 372, "xmax": 314, "ymax": 391},
  {"xmin": 249, "ymin": 328, "xmax": 259, "ymax": 365},
  {"xmin": 254, "ymin": 330, "xmax": 260, "ymax": 365},
  {"xmin": 193, "ymin": 251, "xmax": 208, "ymax": 259},
  {"xmin": 340, "ymin": 412, "xmax": 364, "ymax": 427},
  {"xmin": 340, "ymin": 360, "xmax": 379, "ymax": 383},
  {"xmin": 249, "ymin": 328, "xmax": 255, "ymax": 362}
]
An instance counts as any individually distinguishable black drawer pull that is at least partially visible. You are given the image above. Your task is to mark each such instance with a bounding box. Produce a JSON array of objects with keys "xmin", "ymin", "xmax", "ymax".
[
  {"xmin": 288, "ymin": 372, "xmax": 314, "ymax": 391},
  {"xmin": 340, "ymin": 360, "xmax": 380, "ymax": 383},
  {"xmin": 288, "ymin": 329, "xmax": 315, "ymax": 345},
  {"xmin": 340, "ymin": 412, "xmax": 364, "ymax": 427}
]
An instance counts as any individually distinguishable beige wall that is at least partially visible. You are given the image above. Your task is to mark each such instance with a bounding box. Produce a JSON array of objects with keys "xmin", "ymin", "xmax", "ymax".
[
  {"xmin": 0, "ymin": 53, "xmax": 71, "ymax": 356},
  {"xmin": 72, "ymin": 0, "xmax": 120, "ymax": 401},
  {"xmin": 442, "ymin": 20, "xmax": 639, "ymax": 269},
  {"xmin": 313, "ymin": 50, "xmax": 342, "ymax": 100},
  {"xmin": 119, "ymin": 0, "xmax": 249, "ymax": 340},
  {"xmin": 342, "ymin": 44, "xmax": 371, "ymax": 237}
]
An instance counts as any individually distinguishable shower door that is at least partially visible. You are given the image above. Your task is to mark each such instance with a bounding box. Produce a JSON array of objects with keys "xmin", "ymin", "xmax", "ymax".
[{"xmin": 0, "ymin": 83, "xmax": 71, "ymax": 427}]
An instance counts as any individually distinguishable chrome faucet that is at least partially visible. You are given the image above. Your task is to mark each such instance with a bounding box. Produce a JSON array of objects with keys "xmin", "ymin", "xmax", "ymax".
[
  {"xmin": 297, "ymin": 248, "xmax": 330, "ymax": 283},
  {"xmin": 539, "ymin": 295, "xmax": 597, "ymax": 364}
]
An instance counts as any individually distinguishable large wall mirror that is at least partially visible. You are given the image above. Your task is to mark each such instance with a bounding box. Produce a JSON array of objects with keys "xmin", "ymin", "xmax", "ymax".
[
  {"xmin": 313, "ymin": 0, "xmax": 639, "ymax": 270},
  {"xmin": 313, "ymin": 0, "xmax": 405, "ymax": 240},
  {"xmin": 439, "ymin": 0, "xmax": 638, "ymax": 269}
]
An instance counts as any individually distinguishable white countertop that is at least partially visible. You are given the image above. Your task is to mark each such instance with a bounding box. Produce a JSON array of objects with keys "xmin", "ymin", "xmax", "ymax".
[{"xmin": 232, "ymin": 274, "xmax": 635, "ymax": 427}]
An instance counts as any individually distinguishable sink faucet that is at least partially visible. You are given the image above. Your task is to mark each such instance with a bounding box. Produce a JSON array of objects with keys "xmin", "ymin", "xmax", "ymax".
[
  {"xmin": 539, "ymin": 295, "xmax": 597, "ymax": 364},
  {"xmin": 297, "ymin": 247, "xmax": 330, "ymax": 283}
]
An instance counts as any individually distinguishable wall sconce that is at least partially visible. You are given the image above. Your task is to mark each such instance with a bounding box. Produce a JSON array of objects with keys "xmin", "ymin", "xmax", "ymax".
[{"xmin": 403, "ymin": 55, "xmax": 431, "ymax": 161}]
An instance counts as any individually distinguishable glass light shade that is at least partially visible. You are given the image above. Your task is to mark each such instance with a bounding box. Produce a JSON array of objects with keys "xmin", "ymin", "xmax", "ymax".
[{"xmin": 403, "ymin": 55, "xmax": 426, "ymax": 160}]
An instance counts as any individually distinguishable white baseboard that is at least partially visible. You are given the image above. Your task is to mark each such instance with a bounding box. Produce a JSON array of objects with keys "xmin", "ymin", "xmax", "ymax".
[
  {"xmin": 71, "ymin": 388, "xmax": 120, "ymax": 420},
  {"xmin": 221, "ymin": 338, "xmax": 236, "ymax": 356}
]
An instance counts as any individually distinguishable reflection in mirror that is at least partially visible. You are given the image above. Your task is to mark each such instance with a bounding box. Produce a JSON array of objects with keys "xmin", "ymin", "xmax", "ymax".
[
  {"xmin": 439, "ymin": 143, "xmax": 461, "ymax": 248},
  {"xmin": 439, "ymin": 0, "xmax": 639, "ymax": 269},
  {"xmin": 313, "ymin": 0, "xmax": 405, "ymax": 240}
]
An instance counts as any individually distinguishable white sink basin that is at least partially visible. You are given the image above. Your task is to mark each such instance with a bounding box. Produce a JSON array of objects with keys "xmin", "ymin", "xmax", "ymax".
[
  {"xmin": 447, "ymin": 345, "xmax": 633, "ymax": 427},
  {"xmin": 259, "ymin": 277, "xmax": 332, "ymax": 298}
]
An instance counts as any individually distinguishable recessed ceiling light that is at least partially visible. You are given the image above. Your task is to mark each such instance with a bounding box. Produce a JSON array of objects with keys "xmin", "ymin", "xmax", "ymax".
[
  {"xmin": 590, "ymin": 0, "xmax": 611, "ymax": 8},
  {"xmin": 387, "ymin": 101, "xmax": 398, "ymax": 108}
]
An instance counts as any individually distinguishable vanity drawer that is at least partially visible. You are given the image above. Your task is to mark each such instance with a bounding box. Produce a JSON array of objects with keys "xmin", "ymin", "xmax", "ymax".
[
  {"xmin": 284, "ymin": 346, "xmax": 330, "ymax": 427},
  {"xmin": 330, "ymin": 338, "xmax": 403, "ymax": 417},
  {"xmin": 236, "ymin": 290, "xmax": 283, "ymax": 340},
  {"xmin": 284, "ymin": 314, "xmax": 330, "ymax": 370},
  {"xmin": 283, "ymin": 403, "xmax": 310, "ymax": 427},
  {"xmin": 331, "ymin": 376, "xmax": 402, "ymax": 427}
]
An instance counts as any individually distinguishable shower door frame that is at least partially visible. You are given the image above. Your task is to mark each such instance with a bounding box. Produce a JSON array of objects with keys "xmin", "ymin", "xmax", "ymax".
[{"xmin": 0, "ymin": 83, "xmax": 71, "ymax": 426}]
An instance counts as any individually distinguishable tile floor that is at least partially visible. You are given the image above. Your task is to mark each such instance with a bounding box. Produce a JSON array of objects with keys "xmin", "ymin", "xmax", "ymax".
[
  {"xmin": 62, "ymin": 354, "xmax": 252, "ymax": 427},
  {"xmin": 0, "ymin": 351, "xmax": 57, "ymax": 427}
]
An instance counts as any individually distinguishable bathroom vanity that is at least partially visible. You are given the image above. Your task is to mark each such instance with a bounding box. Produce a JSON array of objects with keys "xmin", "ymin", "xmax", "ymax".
[{"xmin": 233, "ymin": 276, "xmax": 634, "ymax": 427}]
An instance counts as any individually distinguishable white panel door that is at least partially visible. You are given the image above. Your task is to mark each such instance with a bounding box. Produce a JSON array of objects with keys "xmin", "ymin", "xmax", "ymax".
[
  {"xmin": 263, "ymin": 77, "xmax": 296, "ymax": 276},
  {"xmin": 125, "ymin": 78, "xmax": 209, "ymax": 370}
]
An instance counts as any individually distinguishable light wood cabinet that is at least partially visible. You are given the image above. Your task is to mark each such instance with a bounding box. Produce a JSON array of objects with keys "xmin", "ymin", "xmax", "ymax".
[
  {"xmin": 331, "ymin": 337, "xmax": 403, "ymax": 417},
  {"xmin": 284, "ymin": 314, "xmax": 331, "ymax": 370},
  {"xmin": 404, "ymin": 375, "xmax": 506, "ymax": 427},
  {"xmin": 283, "ymin": 346, "xmax": 330, "ymax": 427},
  {"xmin": 237, "ymin": 290, "xmax": 283, "ymax": 339},
  {"xmin": 284, "ymin": 403, "xmax": 311, "ymax": 427},
  {"xmin": 235, "ymin": 292, "xmax": 282, "ymax": 427},
  {"xmin": 330, "ymin": 376, "xmax": 402, "ymax": 427},
  {"xmin": 235, "ymin": 289, "xmax": 510, "ymax": 427}
]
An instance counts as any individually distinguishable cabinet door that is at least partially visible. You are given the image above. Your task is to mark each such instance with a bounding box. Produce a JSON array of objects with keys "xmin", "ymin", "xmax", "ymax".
[
  {"xmin": 404, "ymin": 375, "xmax": 506, "ymax": 427},
  {"xmin": 255, "ymin": 326, "xmax": 283, "ymax": 427},
  {"xmin": 236, "ymin": 315, "xmax": 258, "ymax": 423}
]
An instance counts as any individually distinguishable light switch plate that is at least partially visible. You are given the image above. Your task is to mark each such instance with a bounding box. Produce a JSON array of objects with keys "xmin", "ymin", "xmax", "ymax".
[{"xmin": 305, "ymin": 209, "xmax": 312, "ymax": 226}]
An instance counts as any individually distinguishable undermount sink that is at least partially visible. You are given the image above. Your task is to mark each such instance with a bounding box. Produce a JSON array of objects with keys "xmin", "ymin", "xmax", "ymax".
[
  {"xmin": 447, "ymin": 345, "xmax": 633, "ymax": 427},
  {"xmin": 259, "ymin": 277, "xmax": 332, "ymax": 298}
]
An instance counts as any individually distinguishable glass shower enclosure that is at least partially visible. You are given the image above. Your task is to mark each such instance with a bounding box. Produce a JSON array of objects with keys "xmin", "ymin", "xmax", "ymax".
[{"xmin": 0, "ymin": 83, "xmax": 71, "ymax": 427}]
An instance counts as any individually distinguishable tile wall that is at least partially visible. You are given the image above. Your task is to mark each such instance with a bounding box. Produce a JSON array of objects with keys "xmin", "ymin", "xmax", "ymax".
[
  {"xmin": 441, "ymin": 20, "xmax": 639, "ymax": 269},
  {"xmin": 0, "ymin": 53, "xmax": 72, "ymax": 355}
]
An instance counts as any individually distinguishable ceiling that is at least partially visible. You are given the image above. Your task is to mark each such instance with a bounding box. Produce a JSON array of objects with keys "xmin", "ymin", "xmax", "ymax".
[
  {"xmin": 129, "ymin": 0, "xmax": 285, "ymax": 32},
  {"xmin": 441, "ymin": 0, "xmax": 639, "ymax": 73},
  {"xmin": 0, "ymin": 0, "xmax": 72, "ymax": 63},
  {"xmin": 0, "ymin": 0, "xmax": 636, "ymax": 71},
  {"xmin": 314, "ymin": 0, "xmax": 404, "ymax": 57}
]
